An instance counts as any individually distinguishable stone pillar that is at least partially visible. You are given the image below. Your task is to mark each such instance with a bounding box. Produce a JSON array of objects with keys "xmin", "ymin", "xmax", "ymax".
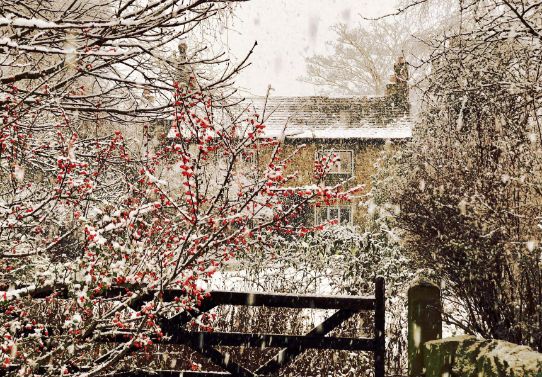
[{"xmin": 408, "ymin": 279, "xmax": 442, "ymax": 377}]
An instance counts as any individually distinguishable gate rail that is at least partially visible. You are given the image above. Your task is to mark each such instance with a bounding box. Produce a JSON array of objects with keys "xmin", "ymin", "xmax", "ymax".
[{"xmin": 115, "ymin": 277, "xmax": 386, "ymax": 377}]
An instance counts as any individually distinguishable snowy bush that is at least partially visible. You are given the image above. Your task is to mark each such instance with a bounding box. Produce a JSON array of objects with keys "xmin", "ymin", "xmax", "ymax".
[
  {"xmin": 384, "ymin": 0, "xmax": 542, "ymax": 352},
  {"xmin": 226, "ymin": 180, "xmax": 415, "ymax": 376}
]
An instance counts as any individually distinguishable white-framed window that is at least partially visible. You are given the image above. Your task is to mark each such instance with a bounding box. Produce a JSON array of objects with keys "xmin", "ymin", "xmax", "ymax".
[
  {"xmin": 316, "ymin": 150, "xmax": 354, "ymax": 176},
  {"xmin": 315, "ymin": 205, "xmax": 353, "ymax": 226}
]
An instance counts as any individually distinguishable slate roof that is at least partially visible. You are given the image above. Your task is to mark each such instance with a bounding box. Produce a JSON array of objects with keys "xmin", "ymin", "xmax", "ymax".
[{"xmin": 246, "ymin": 96, "xmax": 412, "ymax": 140}]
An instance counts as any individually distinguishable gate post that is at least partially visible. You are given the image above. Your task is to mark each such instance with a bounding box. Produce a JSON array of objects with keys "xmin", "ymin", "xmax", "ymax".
[
  {"xmin": 408, "ymin": 279, "xmax": 442, "ymax": 377},
  {"xmin": 374, "ymin": 276, "xmax": 385, "ymax": 377}
]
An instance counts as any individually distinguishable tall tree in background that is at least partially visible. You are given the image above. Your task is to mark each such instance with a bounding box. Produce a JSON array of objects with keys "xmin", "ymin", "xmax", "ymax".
[
  {"xmin": 302, "ymin": 0, "xmax": 459, "ymax": 96},
  {"xmin": 384, "ymin": 0, "xmax": 542, "ymax": 350},
  {"xmin": 302, "ymin": 19, "xmax": 415, "ymax": 95}
]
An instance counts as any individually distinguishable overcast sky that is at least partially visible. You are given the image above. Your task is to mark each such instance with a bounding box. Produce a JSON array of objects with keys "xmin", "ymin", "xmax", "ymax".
[{"xmin": 220, "ymin": 0, "xmax": 399, "ymax": 97}]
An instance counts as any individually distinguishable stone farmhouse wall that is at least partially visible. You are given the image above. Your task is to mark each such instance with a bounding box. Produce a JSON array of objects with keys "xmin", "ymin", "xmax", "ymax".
[{"xmin": 279, "ymin": 139, "xmax": 395, "ymax": 227}]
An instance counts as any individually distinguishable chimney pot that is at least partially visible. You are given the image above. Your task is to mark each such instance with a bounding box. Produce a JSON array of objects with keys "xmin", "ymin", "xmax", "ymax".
[{"xmin": 178, "ymin": 42, "xmax": 187, "ymax": 60}]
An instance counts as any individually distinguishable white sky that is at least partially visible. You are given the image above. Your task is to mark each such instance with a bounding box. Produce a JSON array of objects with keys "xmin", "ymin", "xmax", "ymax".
[{"xmin": 221, "ymin": 0, "xmax": 399, "ymax": 97}]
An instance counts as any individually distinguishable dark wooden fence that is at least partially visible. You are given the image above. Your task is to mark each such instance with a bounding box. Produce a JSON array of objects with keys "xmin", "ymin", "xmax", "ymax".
[{"xmin": 112, "ymin": 277, "xmax": 386, "ymax": 377}]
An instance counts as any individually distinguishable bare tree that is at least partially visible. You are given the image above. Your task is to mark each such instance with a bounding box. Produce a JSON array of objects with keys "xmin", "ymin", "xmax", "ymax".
[{"xmin": 0, "ymin": 0, "xmax": 251, "ymax": 123}]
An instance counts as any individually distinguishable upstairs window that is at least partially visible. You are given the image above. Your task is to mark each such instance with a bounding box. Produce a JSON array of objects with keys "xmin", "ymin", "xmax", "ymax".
[{"xmin": 316, "ymin": 150, "xmax": 354, "ymax": 176}]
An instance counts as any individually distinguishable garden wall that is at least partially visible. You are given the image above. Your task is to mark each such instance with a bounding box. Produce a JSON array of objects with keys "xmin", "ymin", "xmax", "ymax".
[
  {"xmin": 423, "ymin": 335, "xmax": 542, "ymax": 377},
  {"xmin": 408, "ymin": 280, "xmax": 542, "ymax": 377}
]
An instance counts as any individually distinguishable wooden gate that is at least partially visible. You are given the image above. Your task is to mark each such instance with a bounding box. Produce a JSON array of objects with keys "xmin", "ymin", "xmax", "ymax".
[{"xmin": 116, "ymin": 277, "xmax": 386, "ymax": 377}]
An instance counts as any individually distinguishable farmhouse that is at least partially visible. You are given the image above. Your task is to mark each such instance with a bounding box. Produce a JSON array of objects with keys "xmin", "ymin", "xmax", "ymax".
[{"xmin": 247, "ymin": 58, "xmax": 412, "ymax": 226}]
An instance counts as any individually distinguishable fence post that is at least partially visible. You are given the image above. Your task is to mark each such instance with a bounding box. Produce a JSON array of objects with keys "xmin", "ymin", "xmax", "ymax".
[
  {"xmin": 408, "ymin": 279, "xmax": 442, "ymax": 377},
  {"xmin": 374, "ymin": 276, "xmax": 385, "ymax": 377}
]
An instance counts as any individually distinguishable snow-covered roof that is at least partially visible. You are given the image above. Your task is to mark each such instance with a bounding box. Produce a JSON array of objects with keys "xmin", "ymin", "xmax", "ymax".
[
  {"xmin": 262, "ymin": 125, "xmax": 412, "ymax": 139},
  {"xmin": 247, "ymin": 96, "xmax": 412, "ymax": 140}
]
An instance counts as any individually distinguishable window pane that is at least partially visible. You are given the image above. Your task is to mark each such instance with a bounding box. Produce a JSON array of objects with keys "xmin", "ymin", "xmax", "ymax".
[
  {"xmin": 340, "ymin": 207, "xmax": 351, "ymax": 225},
  {"xmin": 339, "ymin": 151, "xmax": 351, "ymax": 173},
  {"xmin": 317, "ymin": 150, "xmax": 353, "ymax": 174},
  {"xmin": 329, "ymin": 152, "xmax": 339, "ymax": 173},
  {"xmin": 317, "ymin": 207, "xmax": 326, "ymax": 224},
  {"xmin": 318, "ymin": 151, "xmax": 339, "ymax": 173},
  {"xmin": 316, "ymin": 206, "xmax": 352, "ymax": 225}
]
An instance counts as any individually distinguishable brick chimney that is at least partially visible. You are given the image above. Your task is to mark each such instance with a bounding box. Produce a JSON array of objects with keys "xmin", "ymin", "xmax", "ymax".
[{"xmin": 386, "ymin": 56, "xmax": 409, "ymax": 112}]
